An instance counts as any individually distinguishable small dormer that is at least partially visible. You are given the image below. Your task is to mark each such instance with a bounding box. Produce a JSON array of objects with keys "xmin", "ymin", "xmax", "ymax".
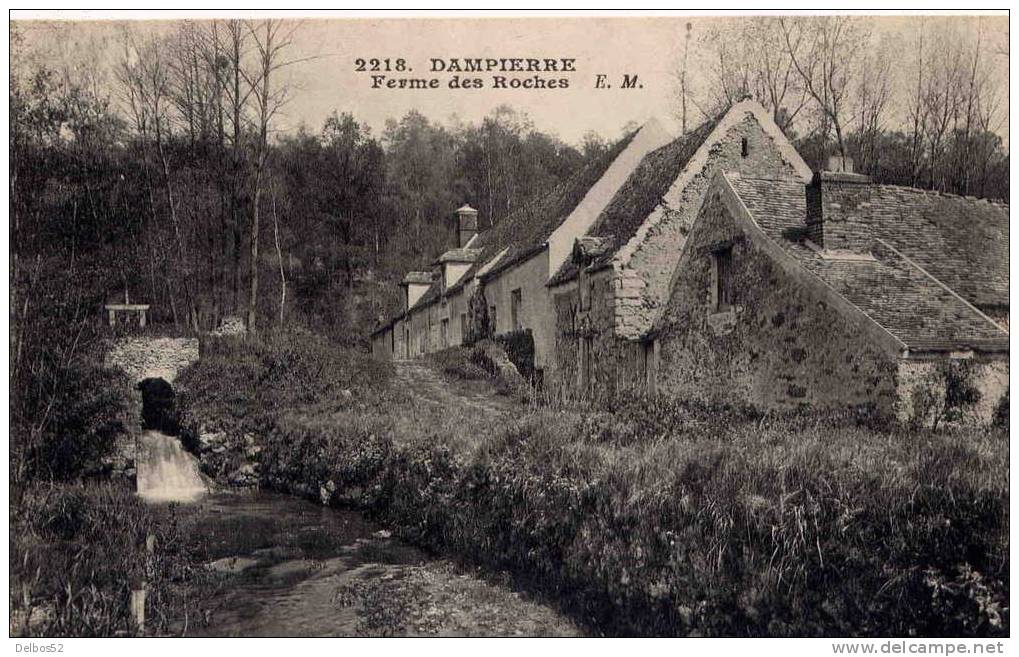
[
  {"xmin": 435, "ymin": 248, "xmax": 481, "ymax": 291},
  {"xmin": 401, "ymin": 271, "xmax": 433, "ymax": 310}
]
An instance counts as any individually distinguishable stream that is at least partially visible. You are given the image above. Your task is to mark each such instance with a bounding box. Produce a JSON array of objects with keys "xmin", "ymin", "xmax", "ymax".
[{"xmin": 136, "ymin": 430, "xmax": 579, "ymax": 637}]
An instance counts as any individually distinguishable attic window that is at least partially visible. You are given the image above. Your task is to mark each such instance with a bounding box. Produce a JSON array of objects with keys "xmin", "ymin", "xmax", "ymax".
[
  {"xmin": 740, "ymin": 137, "xmax": 749, "ymax": 158},
  {"xmin": 711, "ymin": 246, "xmax": 734, "ymax": 311}
]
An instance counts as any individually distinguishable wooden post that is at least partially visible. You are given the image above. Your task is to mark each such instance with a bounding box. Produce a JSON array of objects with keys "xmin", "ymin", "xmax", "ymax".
[
  {"xmin": 130, "ymin": 588, "xmax": 146, "ymax": 632},
  {"xmin": 131, "ymin": 534, "xmax": 156, "ymax": 633}
]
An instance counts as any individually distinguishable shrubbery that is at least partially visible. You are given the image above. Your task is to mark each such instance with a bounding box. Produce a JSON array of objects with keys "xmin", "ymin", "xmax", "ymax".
[
  {"xmin": 493, "ymin": 329, "xmax": 537, "ymax": 384},
  {"xmin": 10, "ymin": 482, "xmax": 207, "ymax": 637},
  {"xmin": 260, "ymin": 403, "xmax": 1008, "ymax": 637},
  {"xmin": 427, "ymin": 345, "xmax": 497, "ymax": 381},
  {"xmin": 426, "ymin": 340, "xmax": 530, "ymax": 400},
  {"xmin": 993, "ymin": 388, "xmax": 1008, "ymax": 430},
  {"xmin": 12, "ymin": 362, "xmax": 133, "ymax": 483},
  {"xmin": 176, "ymin": 333, "xmax": 1010, "ymax": 637},
  {"xmin": 176, "ymin": 327, "xmax": 393, "ymax": 436}
]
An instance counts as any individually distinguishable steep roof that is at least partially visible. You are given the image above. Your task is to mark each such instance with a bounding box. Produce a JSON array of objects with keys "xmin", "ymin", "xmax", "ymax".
[
  {"xmin": 725, "ymin": 174, "xmax": 1008, "ymax": 354},
  {"xmin": 370, "ymin": 130, "xmax": 638, "ymax": 335},
  {"xmin": 549, "ymin": 118, "xmax": 719, "ymax": 284},
  {"xmin": 837, "ymin": 184, "xmax": 1008, "ymax": 310},
  {"xmin": 470, "ymin": 130, "xmax": 639, "ymax": 282}
]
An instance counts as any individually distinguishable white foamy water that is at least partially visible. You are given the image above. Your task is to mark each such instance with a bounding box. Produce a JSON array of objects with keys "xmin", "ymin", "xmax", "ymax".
[{"xmin": 136, "ymin": 430, "xmax": 207, "ymax": 503}]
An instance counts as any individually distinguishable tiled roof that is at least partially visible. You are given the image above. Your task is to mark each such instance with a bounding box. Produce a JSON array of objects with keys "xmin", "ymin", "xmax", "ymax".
[
  {"xmin": 549, "ymin": 118, "xmax": 719, "ymax": 285},
  {"xmin": 371, "ymin": 131, "xmax": 638, "ymax": 334},
  {"xmin": 727, "ymin": 175, "xmax": 1009, "ymax": 353},
  {"xmin": 435, "ymin": 248, "xmax": 483, "ymax": 264},
  {"xmin": 401, "ymin": 271, "xmax": 433, "ymax": 285},
  {"xmin": 843, "ymin": 185, "xmax": 1008, "ymax": 310}
]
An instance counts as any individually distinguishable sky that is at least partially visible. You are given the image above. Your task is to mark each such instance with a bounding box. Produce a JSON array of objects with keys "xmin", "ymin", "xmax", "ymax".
[{"xmin": 13, "ymin": 14, "xmax": 1009, "ymax": 148}]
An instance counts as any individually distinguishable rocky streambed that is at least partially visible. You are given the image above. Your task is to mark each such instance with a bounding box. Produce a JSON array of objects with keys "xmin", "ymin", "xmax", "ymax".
[{"xmin": 171, "ymin": 492, "xmax": 579, "ymax": 637}]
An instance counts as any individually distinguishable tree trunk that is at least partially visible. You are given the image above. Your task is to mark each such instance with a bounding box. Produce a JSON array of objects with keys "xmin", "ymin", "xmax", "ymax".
[
  {"xmin": 272, "ymin": 193, "xmax": 286, "ymax": 326},
  {"xmin": 248, "ymin": 166, "xmax": 261, "ymax": 333}
]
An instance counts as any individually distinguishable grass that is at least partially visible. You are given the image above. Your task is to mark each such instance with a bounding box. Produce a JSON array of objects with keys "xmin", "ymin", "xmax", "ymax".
[
  {"xmin": 9, "ymin": 481, "xmax": 213, "ymax": 637},
  {"xmin": 174, "ymin": 331, "xmax": 1010, "ymax": 637}
]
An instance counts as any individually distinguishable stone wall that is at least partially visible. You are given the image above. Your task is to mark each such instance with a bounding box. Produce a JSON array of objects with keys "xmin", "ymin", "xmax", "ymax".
[
  {"xmin": 896, "ymin": 358, "xmax": 1009, "ymax": 425},
  {"xmin": 105, "ymin": 337, "xmax": 200, "ymax": 384},
  {"xmin": 101, "ymin": 337, "xmax": 200, "ymax": 479},
  {"xmin": 655, "ymin": 190, "xmax": 902, "ymax": 416},
  {"xmin": 551, "ymin": 267, "xmax": 649, "ymax": 395},
  {"xmin": 615, "ymin": 113, "xmax": 808, "ymax": 340}
]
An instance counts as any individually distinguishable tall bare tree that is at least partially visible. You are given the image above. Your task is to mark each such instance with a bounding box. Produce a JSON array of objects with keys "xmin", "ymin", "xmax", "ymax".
[
  {"xmin": 242, "ymin": 19, "xmax": 296, "ymax": 332},
  {"xmin": 116, "ymin": 32, "xmax": 199, "ymax": 331},
  {"xmin": 700, "ymin": 17, "xmax": 808, "ymax": 132},
  {"xmin": 781, "ymin": 16, "xmax": 869, "ymax": 160}
]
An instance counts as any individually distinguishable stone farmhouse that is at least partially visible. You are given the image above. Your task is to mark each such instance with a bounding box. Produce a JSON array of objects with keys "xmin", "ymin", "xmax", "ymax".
[
  {"xmin": 370, "ymin": 99, "xmax": 1009, "ymax": 422},
  {"xmin": 370, "ymin": 109, "xmax": 678, "ymax": 370},
  {"xmin": 648, "ymin": 170, "xmax": 1008, "ymax": 422}
]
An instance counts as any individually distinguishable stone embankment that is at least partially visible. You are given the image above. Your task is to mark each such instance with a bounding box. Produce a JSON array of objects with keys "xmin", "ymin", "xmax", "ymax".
[{"xmin": 105, "ymin": 337, "xmax": 200, "ymax": 384}]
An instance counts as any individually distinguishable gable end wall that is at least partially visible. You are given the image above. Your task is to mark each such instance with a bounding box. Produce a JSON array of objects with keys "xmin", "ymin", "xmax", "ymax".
[
  {"xmin": 656, "ymin": 189, "xmax": 902, "ymax": 416},
  {"xmin": 615, "ymin": 113, "xmax": 807, "ymax": 340}
]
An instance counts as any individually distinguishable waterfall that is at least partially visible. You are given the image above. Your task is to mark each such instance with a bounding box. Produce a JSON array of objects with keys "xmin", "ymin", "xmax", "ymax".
[{"xmin": 136, "ymin": 430, "xmax": 207, "ymax": 503}]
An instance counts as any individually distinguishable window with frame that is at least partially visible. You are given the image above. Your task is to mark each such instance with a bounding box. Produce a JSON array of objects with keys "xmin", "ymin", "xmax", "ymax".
[
  {"xmin": 712, "ymin": 246, "xmax": 735, "ymax": 311},
  {"xmin": 460, "ymin": 313, "xmax": 467, "ymax": 342},
  {"xmin": 511, "ymin": 289, "xmax": 523, "ymax": 330},
  {"xmin": 440, "ymin": 318, "xmax": 449, "ymax": 348},
  {"xmin": 489, "ymin": 305, "xmax": 498, "ymax": 334}
]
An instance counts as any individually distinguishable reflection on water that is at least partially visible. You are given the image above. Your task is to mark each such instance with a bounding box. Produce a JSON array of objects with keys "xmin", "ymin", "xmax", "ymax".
[
  {"xmin": 171, "ymin": 492, "xmax": 579, "ymax": 637},
  {"xmin": 133, "ymin": 437, "xmax": 577, "ymax": 635},
  {"xmin": 136, "ymin": 430, "xmax": 207, "ymax": 503}
]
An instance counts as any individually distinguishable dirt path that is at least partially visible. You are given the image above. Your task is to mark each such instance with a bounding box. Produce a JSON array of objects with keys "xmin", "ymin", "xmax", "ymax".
[{"xmin": 392, "ymin": 359, "xmax": 521, "ymax": 417}]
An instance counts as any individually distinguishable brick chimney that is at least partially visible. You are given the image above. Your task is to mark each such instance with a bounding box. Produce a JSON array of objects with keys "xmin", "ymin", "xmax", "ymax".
[
  {"xmin": 456, "ymin": 204, "xmax": 479, "ymax": 248},
  {"xmin": 805, "ymin": 156, "xmax": 873, "ymax": 252}
]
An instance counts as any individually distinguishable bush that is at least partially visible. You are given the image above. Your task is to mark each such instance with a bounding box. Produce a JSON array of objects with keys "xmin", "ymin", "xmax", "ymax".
[
  {"xmin": 493, "ymin": 329, "xmax": 536, "ymax": 384},
  {"xmin": 992, "ymin": 388, "xmax": 1008, "ymax": 430},
  {"xmin": 427, "ymin": 346, "xmax": 492, "ymax": 381},
  {"xmin": 909, "ymin": 361, "xmax": 984, "ymax": 429},
  {"xmin": 177, "ymin": 327, "xmax": 392, "ymax": 436},
  {"xmin": 12, "ymin": 363, "xmax": 133, "ymax": 483},
  {"xmin": 252, "ymin": 393, "xmax": 1008, "ymax": 637}
]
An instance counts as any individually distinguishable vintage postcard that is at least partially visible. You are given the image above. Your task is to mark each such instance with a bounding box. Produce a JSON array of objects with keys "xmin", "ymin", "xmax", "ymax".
[{"xmin": 8, "ymin": 9, "xmax": 1010, "ymax": 647}]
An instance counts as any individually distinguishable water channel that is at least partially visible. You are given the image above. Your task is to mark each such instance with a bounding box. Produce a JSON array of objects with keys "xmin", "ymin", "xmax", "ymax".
[{"xmin": 135, "ymin": 430, "xmax": 578, "ymax": 637}]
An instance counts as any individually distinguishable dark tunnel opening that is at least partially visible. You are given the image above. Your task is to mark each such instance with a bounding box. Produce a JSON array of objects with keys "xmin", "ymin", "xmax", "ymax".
[{"xmin": 137, "ymin": 377, "xmax": 179, "ymax": 434}]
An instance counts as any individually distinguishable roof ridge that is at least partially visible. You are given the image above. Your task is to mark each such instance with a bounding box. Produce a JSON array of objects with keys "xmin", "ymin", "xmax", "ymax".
[
  {"xmin": 734, "ymin": 173, "xmax": 1009, "ymax": 207},
  {"xmin": 862, "ymin": 181, "xmax": 1010, "ymax": 207}
]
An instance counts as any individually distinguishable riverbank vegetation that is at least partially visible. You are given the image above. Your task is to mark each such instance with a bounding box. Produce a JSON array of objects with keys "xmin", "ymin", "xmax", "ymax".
[
  {"xmin": 176, "ymin": 332, "xmax": 1009, "ymax": 637},
  {"xmin": 9, "ymin": 482, "xmax": 211, "ymax": 636}
]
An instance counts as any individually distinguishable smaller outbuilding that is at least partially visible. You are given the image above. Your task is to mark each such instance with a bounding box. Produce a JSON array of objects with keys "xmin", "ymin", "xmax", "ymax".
[{"xmin": 650, "ymin": 164, "xmax": 1009, "ymax": 424}]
